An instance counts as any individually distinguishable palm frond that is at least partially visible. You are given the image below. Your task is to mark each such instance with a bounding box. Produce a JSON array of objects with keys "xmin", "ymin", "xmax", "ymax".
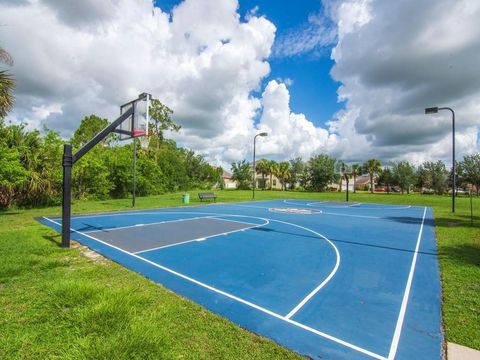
[
  {"xmin": 0, "ymin": 48, "xmax": 13, "ymax": 66},
  {"xmin": 0, "ymin": 70, "xmax": 15, "ymax": 117}
]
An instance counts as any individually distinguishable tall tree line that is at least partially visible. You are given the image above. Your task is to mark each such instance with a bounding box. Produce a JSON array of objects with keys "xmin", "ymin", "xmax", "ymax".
[
  {"xmin": 0, "ymin": 111, "xmax": 222, "ymax": 208},
  {"xmin": 232, "ymin": 155, "xmax": 480, "ymax": 195}
]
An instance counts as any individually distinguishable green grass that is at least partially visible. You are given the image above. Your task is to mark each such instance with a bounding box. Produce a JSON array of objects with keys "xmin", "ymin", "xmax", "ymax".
[{"xmin": 0, "ymin": 190, "xmax": 479, "ymax": 358}]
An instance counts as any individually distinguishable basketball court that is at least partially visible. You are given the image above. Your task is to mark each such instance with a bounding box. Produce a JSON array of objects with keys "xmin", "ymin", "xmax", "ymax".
[{"xmin": 39, "ymin": 199, "xmax": 443, "ymax": 359}]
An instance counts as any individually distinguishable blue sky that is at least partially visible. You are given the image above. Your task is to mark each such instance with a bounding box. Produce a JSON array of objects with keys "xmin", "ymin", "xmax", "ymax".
[{"xmin": 155, "ymin": 0, "xmax": 343, "ymax": 128}]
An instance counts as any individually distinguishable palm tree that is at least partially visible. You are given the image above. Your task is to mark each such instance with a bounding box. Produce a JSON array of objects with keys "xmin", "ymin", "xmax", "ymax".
[
  {"xmin": 351, "ymin": 164, "xmax": 360, "ymax": 193},
  {"xmin": 255, "ymin": 158, "xmax": 269, "ymax": 190},
  {"xmin": 363, "ymin": 159, "xmax": 382, "ymax": 193},
  {"xmin": 0, "ymin": 47, "xmax": 15, "ymax": 117},
  {"xmin": 278, "ymin": 161, "xmax": 291, "ymax": 191},
  {"xmin": 267, "ymin": 160, "xmax": 278, "ymax": 190}
]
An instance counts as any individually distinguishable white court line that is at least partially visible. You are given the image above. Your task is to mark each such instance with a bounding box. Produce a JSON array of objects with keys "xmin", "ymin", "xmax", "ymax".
[
  {"xmin": 229, "ymin": 204, "xmax": 272, "ymax": 210},
  {"xmin": 268, "ymin": 218, "xmax": 340, "ymax": 320},
  {"xmin": 84, "ymin": 215, "xmax": 216, "ymax": 233},
  {"xmin": 349, "ymin": 205, "xmax": 412, "ymax": 210},
  {"xmin": 283, "ymin": 200, "xmax": 318, "ymax": 207},
  {"xmin": 210, "ymin": 216, "xmax": 263, "ymax": 226},
  {"xmin": 284, "ymin": 200, "xmax": 412, "ymax": 211},
  {"xmin": 306, "ymin": 201, "xmax": 329, "ymax": 206},
  {"xmin": 387, "ymin": 206, "xmax": 427, "ymax": 360},
  {"xmin": 322, "ymin": 211, "xmax": 381, "ymax": 219},
  {"xmin": 133, "ymin": 219, "xmax": 269, "ymax": 255},
  {"xmin": 42, "ymin": 216, "xmax": 384, "ymax": 360},
  {"xmin": 232, "ymin": 204, "xmax": 381, "ymax": 220}
]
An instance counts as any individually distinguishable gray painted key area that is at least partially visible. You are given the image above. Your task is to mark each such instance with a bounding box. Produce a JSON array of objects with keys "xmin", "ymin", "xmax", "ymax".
[{"xmin": 91, "ymin": 217, "xmax": 254, "ymax": 253}]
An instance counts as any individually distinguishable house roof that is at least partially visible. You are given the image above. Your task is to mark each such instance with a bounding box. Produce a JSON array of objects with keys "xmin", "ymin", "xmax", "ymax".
[
  {"xmin": 222, "ymin": 171, "xmax": 233, "ymax": 179},
  {"xmin": 355, "ymin": 175, "xmax": 372, "ymax": 185}
]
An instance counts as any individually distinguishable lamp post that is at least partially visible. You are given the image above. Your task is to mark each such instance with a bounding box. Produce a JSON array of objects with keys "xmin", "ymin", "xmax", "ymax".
[
  {"xmin": 340, "ymin": 162, "xmax": 349, "ymax": 202},
  {"xmin": 425, "ymin": 106, "xmax": 456, "ymax": 212},
  {"xmin": 253, "ymin": 132, "xmax": 268, "ymax": 199}
]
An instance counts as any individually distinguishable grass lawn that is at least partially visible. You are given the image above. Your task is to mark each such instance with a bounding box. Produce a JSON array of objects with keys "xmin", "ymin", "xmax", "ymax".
[{"xmin": 0, "ymin": 190, "xmax": 478, "ymax": 358}]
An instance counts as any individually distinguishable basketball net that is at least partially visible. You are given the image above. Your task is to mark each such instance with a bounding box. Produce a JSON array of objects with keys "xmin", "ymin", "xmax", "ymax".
[{"xmin": 139, "ymin": 135, "xmax": 150, "ymax": 150}]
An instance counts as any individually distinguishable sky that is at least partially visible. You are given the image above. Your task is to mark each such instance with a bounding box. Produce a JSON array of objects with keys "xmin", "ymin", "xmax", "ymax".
[{"xmin": 0, "ymin": 0, "xmax": 479, "ymax": 169}]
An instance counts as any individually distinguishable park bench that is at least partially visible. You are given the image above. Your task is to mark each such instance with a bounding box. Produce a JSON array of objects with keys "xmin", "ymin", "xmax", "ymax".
[{"xmin": 198, "ymin": 192, "xmax": 217, "ymax": 202}]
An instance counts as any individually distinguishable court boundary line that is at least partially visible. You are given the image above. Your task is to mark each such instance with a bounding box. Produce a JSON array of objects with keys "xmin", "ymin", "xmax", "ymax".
[
  {"xmin": 387, "ymin": 206, "xmax": 427, "ymax": 360},
  {"xmin": 231, "ymin": 203, "xmax": 382, "ymax": 220},
  {"xmin": 284, "ymin": 200, "xmax": 412, "ymax": 210},
  {"xmin": 210, "ymin": 216, "xmax": 263, "ymax": 227},
  {"xmin": 84, "ymin": 215, "xmax": 217, "ymax": 233},
  {"xmin": 277, "ymin": 217, "xmax": 341, "ymax": 319},
  {"xmin": 42, "ymin": 216, "xmax": 384, "ymax": 360},
  {"xmin": 322, "ymin": 211, "xmax": 381, "ymax": 219},
  {"xmin": 133, "ymin": 218, "xmax": 270, "ymax": 255},
  {"xmin": 42, "ymin": 204, "xmax": 431, "ymax": 360}
]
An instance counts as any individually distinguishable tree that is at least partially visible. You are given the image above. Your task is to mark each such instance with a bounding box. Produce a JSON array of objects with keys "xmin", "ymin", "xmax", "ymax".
[
  {"xmin": 362, "ymin": 159, "xmax": 382, "ymax": 193},
  {"xmin": 351, "ymin": 164, "xmax": 360, "ymax": 193},
  {"xmin": 377, "ymin": 168, "xmax": 394, "ymax": 193},
  {"xmin": 277, "ymin": 161, "xmax": 291, "ymax": 191},
  {"xmin": 255, "ymin": 158, "xmax": 269, "ymax": 189},
  {"xmin": 308, "ymin": 154, "xmax": 337, "ymax": 192},
  {"xmin": 149, "ymin": 98, "xmax": 181, "ymax": 158},
  {"xmin": 460, "ymin": 154, "xmax": 480, "ymax": 195},
  {"xmin": 231, "ymin": 160, "xmax": 252, "ymax": 190},
  {"xmin": 0, "ymin": 47, "xmax": 15, "ymax": 117},
  {"xmin": 71, "ymin": 115, "xmax": 110, "ymax": 148},
  {"xmin": 299, "ymin": 164, "xmax": 311, "ymax": 190},
  {"xmin": 267, "ymin": 160, "xmax": 278, "ymax": 190},
  {"xmin": 393, "ymin": 161, "xmax": 416, "ymax": 194},
  {"xmin": 453, "ymin": 161, "xmax": 466, "ymax": 192},
  {"xmin": 73, "ymin": 147, "xmax": 113, "ymax": 200},
  {"xmin": 0, "ymin": 144, "xmax": 28, "ymax": 208},
  {"xmin": 289, "ymin": 157, "xmax": 304, "ymax": 190},
  {"xmin": 336, "ymin": 160, "xmax": 344, "ymax": 192},
  {"xmin": 416, "ymin": 164, "xmax": 429, "ymax": 191},
  {"xmin": 422, "ymin": 161, "xmax": 448, "ymax": 195}
]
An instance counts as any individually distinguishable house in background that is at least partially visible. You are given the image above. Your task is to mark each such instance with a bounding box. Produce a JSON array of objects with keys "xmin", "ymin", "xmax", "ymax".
[
  {"xmin": 222, "ymin": 171, "xmax": 236, "ymax": 189},
  {"xmin": 249, "ymin": 163, "xmax": 283, "ymax": 190},
  {"xmin": 355, "ymin": 175, "xmax": 375, "ymax": 191},
  {"xmin": 330, "ymin": 175, "xmax": 355, "ymax": 192},
  {"xmin": 254, "ymin": 174, "xmax": 283, "ymax": 190}
]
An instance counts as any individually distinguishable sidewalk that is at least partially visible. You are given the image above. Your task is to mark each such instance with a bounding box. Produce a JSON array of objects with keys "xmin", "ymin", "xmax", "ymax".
[{"xmin": 448, "ymin": 343, "xmax": 480, "ymax": 360}]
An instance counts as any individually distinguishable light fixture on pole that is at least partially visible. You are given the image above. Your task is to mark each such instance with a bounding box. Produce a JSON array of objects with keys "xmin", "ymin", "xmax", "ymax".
[
  {"xmin": 253, "ymin": 132, "xmax": 268, "ymax": 199},
  {"xmin": 425, "ymin": 106, "xmax": 456, "ymax": 212}
]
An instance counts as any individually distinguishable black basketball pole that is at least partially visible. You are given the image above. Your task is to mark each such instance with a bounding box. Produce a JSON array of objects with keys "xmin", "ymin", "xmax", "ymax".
[
  {"xmin": 61, "ymin": 106, "xmax": 134, "ymax": 248},
  {"xmin": 61, "ymin": 144, "xmax": 73, "ymax": 248}
]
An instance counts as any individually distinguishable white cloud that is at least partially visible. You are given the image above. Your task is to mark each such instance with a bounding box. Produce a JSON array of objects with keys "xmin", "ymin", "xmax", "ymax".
[
  {"xmin": 327, "ymin": 0, "xmax": 480, "ymax": 165},
  {"xmin": 273, "ymin": 10, "xmax": 337, "ymax": 58},
  {"xmin": 0, "ymin": 0, "xmax": 338, "ymax": 169},
  {"xmin": 3, "ymin": 0, "xmax": 478, "ymax": 170},
  {"xmin": 254, "ymin": 80, "xmax": 338, "ymax": 161}
]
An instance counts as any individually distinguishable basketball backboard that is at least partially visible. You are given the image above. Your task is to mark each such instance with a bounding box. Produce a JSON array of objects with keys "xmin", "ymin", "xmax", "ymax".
[{"xmin": 117, "ymin": 93, "xmax": 151, "ymax": 140}]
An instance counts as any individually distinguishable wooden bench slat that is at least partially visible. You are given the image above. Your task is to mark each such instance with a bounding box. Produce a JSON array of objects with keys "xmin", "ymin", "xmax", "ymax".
[{"xmin": 198, "ymin": 192, "xmax": 217, "ymax": 202}]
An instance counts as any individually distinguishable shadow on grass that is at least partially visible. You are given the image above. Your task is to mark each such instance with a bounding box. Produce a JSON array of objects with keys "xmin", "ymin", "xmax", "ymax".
[
  {"xmin": 433, "ymin": 216, "xmax": 480, "ymax": 229},
  {"xmin": 43, "ymin": 234, "xmax": 62, "ymax": 247},
  {"xmin": 0, "ymin": 211, "xmax": 21, "ymax": 216},
  {"xmin": 439, "ymin": 244, "xmax": 480, "ymax": 267}
]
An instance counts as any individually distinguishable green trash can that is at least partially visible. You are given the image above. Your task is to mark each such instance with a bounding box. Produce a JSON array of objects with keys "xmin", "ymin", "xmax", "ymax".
[{"xmin": 182, "ymin": 193, "xmax": 190, "ymax": 204}]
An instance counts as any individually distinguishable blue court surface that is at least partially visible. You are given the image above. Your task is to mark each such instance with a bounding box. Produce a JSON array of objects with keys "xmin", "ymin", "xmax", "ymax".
[{"xmin": 39, "ymin": 200, "xmax": 443, "ymax": 359}]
